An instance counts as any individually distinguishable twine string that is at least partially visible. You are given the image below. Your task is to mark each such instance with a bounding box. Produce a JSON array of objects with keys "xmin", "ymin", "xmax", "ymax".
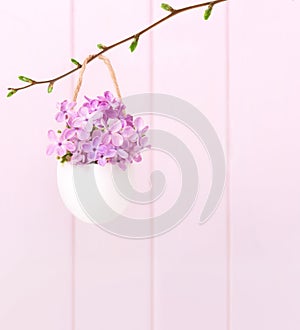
[{"xmin": 72, "ymin": 54, "xmax": 122, "ymax": 102}]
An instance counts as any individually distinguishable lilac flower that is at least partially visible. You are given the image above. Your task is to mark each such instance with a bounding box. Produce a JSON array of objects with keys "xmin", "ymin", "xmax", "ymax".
[
  {"xmin": 101, "ymin": 91, "xmax": 119, "ymax": 109},
  {"xmin": 71, "ymin": 106, "xmax": 101, "ymax": 132},
  {"xmin": 82, "ymin": 136, "xmax": 103, "ymax": 162},
  {"xmin": 96, "ymin": 145, "xmax": 117, "ymax": 166},
  {"xmin": 88, "ymin": 92, "xmax": 116, "ymax": 115},
  {"xmin": 123, "ymin": 114, "xmax": 134, "ymax": 127},
  {"xmin": 101, "ymin": 119, "xmax": 124, "ymax": 146},
  {"xmin": 70, "ymin": 141, "xmax": 85, "ymax": 165},
  {"xmin": 139, "ymin": 135, "xmax": 150, "ymax": 148},
  {"xmin": 133, "ymin": 117, "xmax": 149, "ymax": 139},
  {"xmin": 82, "ymin": 97, "xmax": 102, "ymax": 113},
  {"xmin": 47, "ymin": 91, "xmax": 150, "ymax": 169},
  {"xmin": 121, "ymin": 125, "xmax": 136, "ymax": 140},
  {"xmin": 55, "ymin": 100, "xmax": 76, "ymax": 122},
  {"xmin": 116, "ymin": 148, "xmax": 129, "ymax": 160},
  {"xmin": 110, "ymin": 157, "xmax": 128, "ymax": 171},
  {"xmin": 64, "ymin": 125, "xmax": 90, "ymax": 141},
  {"xmin": 91, "ymin": 129, "xmax": 102, "ymax": 139},
  {"xmin": 134, "ymin": 117, "xmax": 148, "ymax": 133},
  {"xmin": 97, "ymin": 91, "xmax": 125, "ymax": 118},
  {"xmin": 64, "ymin": 107, "xmax": 100, "ymax": 141},
  {"xmin": 46, "ymin": 130, "xmax": 76, "ymax": 157}
]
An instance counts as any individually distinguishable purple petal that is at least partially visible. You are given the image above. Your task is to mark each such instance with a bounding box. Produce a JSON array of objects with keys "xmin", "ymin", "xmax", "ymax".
[
  {"xmin": 90, "ymin": 99, "xmax": 100, "ymax": 110},
  {"xmin": 122, "ymin": 126, "xmax": 135, "ymax": 138},
  {"xmin": 77, "ymin": 129, "xmax": 90, "ymax": 141},
  {"xmin": 134, "ymin": 154, "xmax": 142, "ymax": 162},
  {"xmin": 100, "ymin": 117, "xmax": 107, "ymax": 127},
  {"xmin": 106, "ymin": 149, "xmax": 117, "ymax": 158},
  {"xmin": 78, "ymin": 106, "xmax": 89, "ymax": 117},
  {"xmin": 46, "ymin": 144, "xmax": 55, "ymax": 156},
  {"xmin": 129, "ymin": 133, "xmax": 138, "ymax": 142},
  {"xmin": 133, "ymin": 145, "xmax": 141, "ymax": 153},
  {"xmin": 64, "ymin": 129, "xmax": 76, "ymax": 140},
  {"xmin": 48, "ymin": 130, "xmax": 57, "ymax": 142},
  {"xmin": 91, "ymin": 111, "xmax": 102, "ymax": 120},
  {"xmin": 141, "ymin": 126, "xmax": 149, "ymax": 135},
  {"xmin": 92, "ymin": 136, "xmax": 101, "ymax": 147},
  {"xmin": 111, "ymin": 133, "xmax": 123, "ymax": 147},
  {"xmin": 65, "ymin": 141, "xmax": 76, "ymax": 152},
  {"xmin": 70, "ymin": 155, "xmax": 82, "ymax": 165},
  {"xmin": 92, "ymin": 129, "xmax": 102, "ymax": 139},
  {"xmin": 88, "ymin": 151, "xmax": 96, "ymax": 161},
  {"xmin": 118, "ymin": 103, "xmax": 126, "ymax": 114},
  {"xmin": 134, "ymin": 117, "xmax": 144, "ymax": 131},
  {"xmin": 122, "ymin": 140, "xmax": 129, "ymax": 149},
  {"xmin": 140, "ymin": 136, "xmax": 149, "ymax": 147},
  {"xmin": 83, "ymin": 120, "xmax": 93, "ymax": 133},
  {"xmin": 97, "ymin": 157, "xmax": 106, "ymax": 166},
  {"xmin": 74, "ymin": 142, "xmax": 84, "ymax": 152},
  {"xmin": 82, "ymin": 143, "xmax": 92, "ymax": 152},
  {"xmin": 125, "ymin": 114, "xmax": 134, "ymax": 126},
  {"xmin": 117, "ymin": 149, "xmax": 128, "ymax": 159},
  {"xmin": 72, "ymin": 117, "xmax": 83, "ymax": 128},
  {"xmin": 110, "ymin": 119, "xmax": 122, "ymax": 133},
  {"xmin": 57, "ymin": 100, "xmax": 67, "ymax": 110},
  {"xmin": 57, "ymin": 147, "xmax": 66, "ymax": 157},
  {"xmin": 98, "ymin": 145, "xmax": 108, "ymax": 154},
  {"xmin": 104, "ymin": 91, "xmax": 115, "ymax": 101},
  {"xmin": 102, "ymin": 133, "xmax": 111, "ymax": 145},
  {"xmin": 55, "ymin": 112, "xmax": 65, "ymax": 122},
  {"xmin": 97, "ymin": 96, "xmax": 106, "ymax": 102},
  {"xmin": 106, "ymin": 108, "xmax": 117, "ymax": 119}
]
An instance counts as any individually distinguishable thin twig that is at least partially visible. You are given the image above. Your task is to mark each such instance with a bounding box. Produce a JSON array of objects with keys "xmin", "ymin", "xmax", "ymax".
[{"xmin": 8, "ymin": 0, "xmax": 227, "ymax": 95}]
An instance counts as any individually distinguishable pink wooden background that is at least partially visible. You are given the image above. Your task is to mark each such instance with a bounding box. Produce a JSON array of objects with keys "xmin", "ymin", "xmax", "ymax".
[{"xmin": 1, "ymin": 0, "xmax": 300, "ymax": 329}]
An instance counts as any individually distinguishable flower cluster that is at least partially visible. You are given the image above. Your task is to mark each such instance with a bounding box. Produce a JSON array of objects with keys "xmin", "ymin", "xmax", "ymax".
[{"xmin": 47, "ymin": 91, "xmax": 150, "ymax": 170}]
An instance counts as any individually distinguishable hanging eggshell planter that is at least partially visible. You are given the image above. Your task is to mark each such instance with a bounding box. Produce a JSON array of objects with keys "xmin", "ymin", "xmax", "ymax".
[
  {"xmin": 57, "ymin": 162, "xmax": 130, "ymax": 224},
  {"xmin": 57, "ymin": 163, "xmax": 94, "ymax": 224},
  {"xmin": 47, "ymin": 55, "xmax": 150, "ymax": 223}
]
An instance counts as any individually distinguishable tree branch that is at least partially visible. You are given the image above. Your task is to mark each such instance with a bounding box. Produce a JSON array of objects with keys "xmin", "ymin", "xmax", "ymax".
[{"xmin": 7, "ymin": 0, "xmax": 227, "ymax": 96}]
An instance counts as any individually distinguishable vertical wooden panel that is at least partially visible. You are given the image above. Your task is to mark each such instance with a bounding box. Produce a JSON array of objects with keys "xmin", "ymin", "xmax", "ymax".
[
  {"xmin": 230, "ymin": 1, "xmax": 300, "ymax": 329},
  {"xmin": 73, "ymin": 1, "xmax": 152, "ymax": 329},
  {"xmin": 0, "ymin": 1, "xmax": 73, "ymax": 330},
  {"xmin": 151, "ymin": 1, "xmax": 228, "ymax": 329}
]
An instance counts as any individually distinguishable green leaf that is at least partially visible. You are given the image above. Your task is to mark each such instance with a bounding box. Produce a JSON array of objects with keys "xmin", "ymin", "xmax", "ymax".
[
  {"xmin": 18, "ymin": 75, "xmax": 33, "ymax": 83},
  {"xmin": 7, "ymin": 89, "xmax": 17, "ymax": 98},
  {"xmin": 48, "ymin": 83, "xmax": 54, "ymax": 93},
  {"xmin": 130, "ymin": 38, "xmax": 139, "ymax": 53},
  {"xmin": 60, "ymin": 152, "xmax": 72, "ymax": 163},
  {"xmin": 97, "ymin": 43, "xmax": 106, "ymax": 50},
  {"xmin": 204, "ymin": 6, "xmax": 213, "ymax": 20},
  {"xmin": 161, "ymin": 3, "xmax": 173, "ymax": 12},
  {"xmin": 71, "ymin": 58, "xmax": 80, "ymax": 66}
]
